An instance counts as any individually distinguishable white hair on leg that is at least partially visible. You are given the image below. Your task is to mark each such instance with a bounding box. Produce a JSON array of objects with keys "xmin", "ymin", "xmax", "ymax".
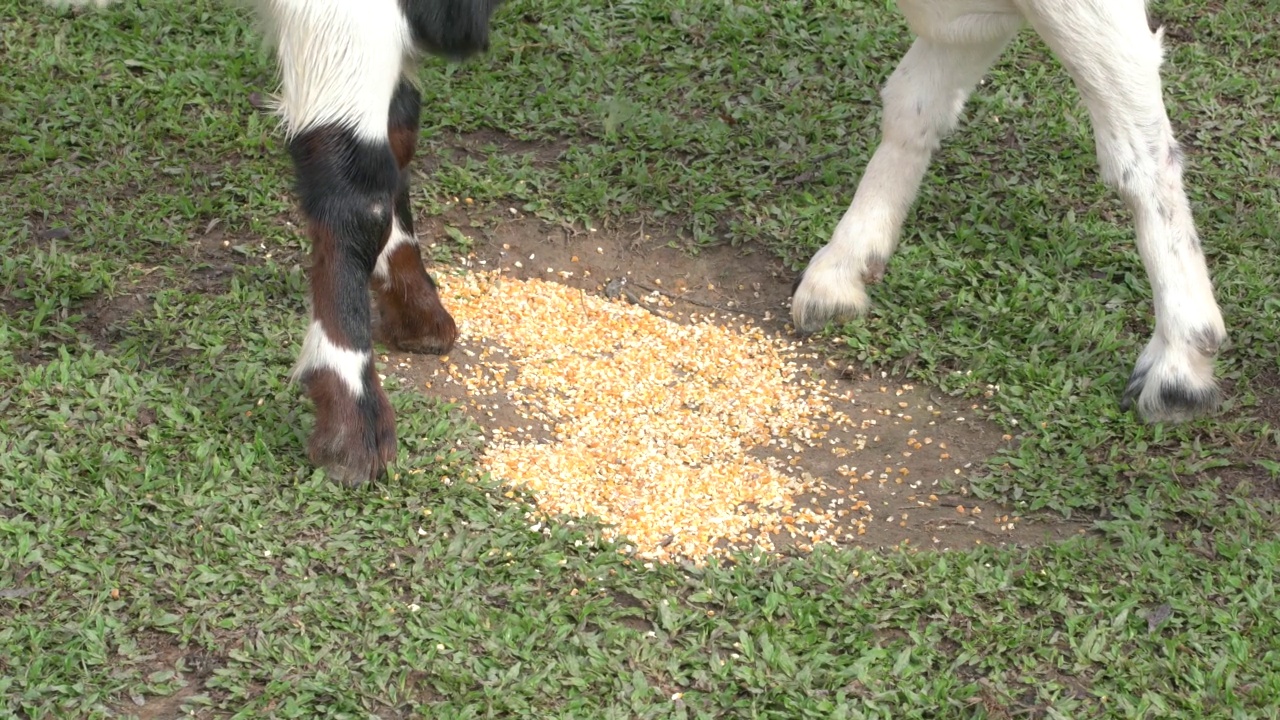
[
  {"xmin": 291, "ymin": 320, "xmax": 370, "ymax": 397},
  {"xmin": 793, "ymin": 0, "xmax": 1224, "ymax": 421},
  {"xmin": 791, "ymin": 2, "xmax": 1023, "ymax": 333},
  {"xmin": 257, "ymin": 0, "xmax": 413, "ymax": 143},
  {"xmin": 1015, "ymin": 0, "xmax": 1226, "ymax": 421},
  {"xmin": 373, "ymin": 220, "xmax": 416, "ymax": 281}
]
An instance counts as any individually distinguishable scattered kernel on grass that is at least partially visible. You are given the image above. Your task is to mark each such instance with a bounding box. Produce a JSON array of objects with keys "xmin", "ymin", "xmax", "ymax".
[{"xmin": 436, "ymin": 271, "xmax": 873, "ymax": 565}]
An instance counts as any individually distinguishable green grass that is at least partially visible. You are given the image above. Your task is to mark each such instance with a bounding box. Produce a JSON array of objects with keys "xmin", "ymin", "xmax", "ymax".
[{"xmin": 3, "ymin": 0, "xmax": 1279, "ymax": 717}]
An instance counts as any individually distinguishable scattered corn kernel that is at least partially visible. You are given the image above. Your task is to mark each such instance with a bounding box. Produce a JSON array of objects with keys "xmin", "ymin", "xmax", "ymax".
[{"xmin": 433, "ymin": 270, "xmax": 876, "ymax": 564}]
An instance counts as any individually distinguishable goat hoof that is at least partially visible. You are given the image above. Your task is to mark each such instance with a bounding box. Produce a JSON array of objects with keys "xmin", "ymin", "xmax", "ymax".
[
  {"xmin": 323, "ymin": 460, "xmax": 387, "ymax": 488},
  {"xmin": 374, "ymin": 290, "xmax": 458, "ymax": 356},
  {"xmin": 375, "ymin": 312, "xmax": 458, "ymax": 355},
  {"xmin": 1120, "ymin": 337, "xmax": 1223, "ymax": 423},
  {"xmin": 378, "ymin": 303, "xmax": 457, "ymax": 355},
  {"xmin": 1121, "ymin": 370, "xmax": 1221, "ymax": 424},
  {"xmin": 306, "ymin": 383, "xmax": 398, "ymax": 487},
  {"xmin": 790, "ymin": 249, "xmax": 871, "ymax": 334},
  {"xmin": 310, "ymin": 431, "xmax": 397, "ymax": 487}
]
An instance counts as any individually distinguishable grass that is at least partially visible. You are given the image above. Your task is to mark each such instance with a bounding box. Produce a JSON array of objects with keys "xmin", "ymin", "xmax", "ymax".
[{"xmin": 3, "ymin": 0, "xmax": 1279, "ymax": 717}]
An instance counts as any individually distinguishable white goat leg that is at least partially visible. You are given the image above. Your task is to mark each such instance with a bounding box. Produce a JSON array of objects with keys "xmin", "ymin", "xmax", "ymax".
[
  {"xmin": 1016, "ymin": 0, "xmax": 1226, "ymax": 421},
  {"xmin": 791, "ymin": 7, "xmax": 1022, "ymax": 333}
]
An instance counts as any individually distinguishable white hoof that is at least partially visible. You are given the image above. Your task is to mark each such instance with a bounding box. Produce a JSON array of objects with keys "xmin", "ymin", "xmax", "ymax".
[
  {"xmin": 1121, "ymin": 332, "xmax": 1224, "ymax": 423},
  {"xmin": 790, "ymin": 245, "xmax": 873, "ymax": 334}
]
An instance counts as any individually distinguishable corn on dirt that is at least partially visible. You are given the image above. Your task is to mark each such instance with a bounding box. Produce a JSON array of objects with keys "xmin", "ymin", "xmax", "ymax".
[
  {"xmin": 429, "ymin": 270, "xmax": 879, "ymax": 564},
  {"xmin": 380, "ymin": 219, "xmax": 1085, "ymax": 563}
]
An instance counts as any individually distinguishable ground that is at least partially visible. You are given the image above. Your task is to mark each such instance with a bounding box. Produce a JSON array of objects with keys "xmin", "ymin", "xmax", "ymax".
[
  {"xmin": 2, "ymin": 0, "xmax": 1280, "ymax": 718},
  {"xmin": 400, "ymin": 204, "xmax": 1091, "ymax": 554}
]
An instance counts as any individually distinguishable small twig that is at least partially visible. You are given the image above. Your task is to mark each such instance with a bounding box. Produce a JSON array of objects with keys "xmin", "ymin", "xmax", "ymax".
[
  {"xmin": 557, "ymin": 219, "xmax": 584, "ymax": 244},
  {"xmin": 629, "ymin": 281, "xmax": 770, "ymax": 319},
  {"xmin": 894, "ymin": 351, "xmax": 920, "ymax": 382},
  {"xmin": 780, "ymin": 150, "xmax": 843, "ymax": 186},
  {"xmin": 620, "ymin": 287, "xmax": 672, "ymax": 320},
  {"xmin": 630, "ymin": 216, "xmax": 646, "ymax": 251}
]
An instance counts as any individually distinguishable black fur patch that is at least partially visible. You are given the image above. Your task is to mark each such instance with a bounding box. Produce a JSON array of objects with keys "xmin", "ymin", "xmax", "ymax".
[
  {"xmin": 1157, "ymin": 382, "xmax": 1219, "ymax": 414},
  {"xmin": 289, "ymin": 124, "xmax": 399, "ymax": 349},
  {"xmin": 401, "ymin": 0, "xmax": 505, "ymax": 59},
  {"xmin": 789, "ymin": 271, "xmax": 805, "ymax": 298},
  {"xmin": 389, "ymin": 80, "xmax": 422, "ymax": 132},
  {"xmin": 389, "ymin": 80, "xmax": 421, "ymax": 244}
]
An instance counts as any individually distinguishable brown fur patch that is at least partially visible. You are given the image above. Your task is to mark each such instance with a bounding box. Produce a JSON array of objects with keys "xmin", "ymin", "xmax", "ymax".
[
  {"xmin": 374, "ymin": 243, "xmax": 458, "ymax": 355},
  {"xmin": 389, "ymin": 125, "xmax": 417, "ymax": 169},
  {"xmin": 306, "ymin": 221, "xmax": 355, "ymax": 349},
  {"xmin": 304, "ymin": 367, "xmax": 397, "ymax": 486}
]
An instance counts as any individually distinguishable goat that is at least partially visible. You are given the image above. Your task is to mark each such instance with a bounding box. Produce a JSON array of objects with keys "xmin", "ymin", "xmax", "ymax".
[
  {"xmin": 46, "ymin": 0, "xmax": 503, "ymax": 485},
  {"xmin": 791, "ymin": 0, "xmax": 1227, "ymax": 424}
]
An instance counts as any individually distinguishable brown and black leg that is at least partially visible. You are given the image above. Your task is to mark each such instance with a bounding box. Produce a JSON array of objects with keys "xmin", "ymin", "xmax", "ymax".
[
  {"xmin": 371, "ymin": 78, "xmax": 458, "ymax": 355},
  {"xmin": 287, "ymin": 122, "xmax": 401, "ymax": 486},
  {"xmin": 272, "ymin": 0, "xmax": 499, "ymax": 484}
]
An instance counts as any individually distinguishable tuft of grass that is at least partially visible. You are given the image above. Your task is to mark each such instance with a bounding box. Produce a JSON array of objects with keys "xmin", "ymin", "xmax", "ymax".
[{"xmin": 2, "ymin": 0, "xmax": 1278, "ymax": 717}]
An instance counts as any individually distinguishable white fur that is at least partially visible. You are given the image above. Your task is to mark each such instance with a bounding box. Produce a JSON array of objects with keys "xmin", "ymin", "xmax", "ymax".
[
  {"xmin": 374, "ymin": 220, "xmax": 417, "ymax": 281},
  {"xmin": 258, "ymin": 0, "xmax": 413, "ymax": 142},
  {"xmin": 291, "ymin": 320, "xmax": 370, "ymax": 397},
  {"xmin": 792, "ymin": 0, "xmax": 1226, "ymax": 422},
  {"xmin": 45, "ymin": 0, "xmax": 412, "ymax": 142}
]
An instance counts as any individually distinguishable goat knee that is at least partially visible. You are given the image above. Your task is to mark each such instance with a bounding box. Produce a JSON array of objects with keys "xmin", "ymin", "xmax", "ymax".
[{"xmin": 879, "ymin": 66, "xmax": 967, "ymax": 153}]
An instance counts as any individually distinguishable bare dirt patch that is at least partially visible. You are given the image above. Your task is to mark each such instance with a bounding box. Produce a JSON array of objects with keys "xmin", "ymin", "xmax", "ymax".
[
  {"xmin": 379, "ymin": 210, "xmax": 1091, "ymax": 559},
  {"xmin": 107, "ymin": 630, "xmax": 225, "ymax": 720},
  {"xmin": 76, "ymin": 218, "xmax": 256, "ymax": 355}
]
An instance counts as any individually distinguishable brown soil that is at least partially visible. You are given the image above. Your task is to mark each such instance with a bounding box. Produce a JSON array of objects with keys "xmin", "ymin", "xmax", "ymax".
[
  {"xmin": 112, "ymin": 631, "xmax": 224, "ymax": 720},
  {"xmin": 77, "ymin": 214, "xmax": 278, "ymax": 369},
  {"xmin": 379, "ymin": 207, "xmax": 1093, "ymax": 555},
  {"xmin": 421, "ymin": 129, "xmax": 571, "ymax": 175}
]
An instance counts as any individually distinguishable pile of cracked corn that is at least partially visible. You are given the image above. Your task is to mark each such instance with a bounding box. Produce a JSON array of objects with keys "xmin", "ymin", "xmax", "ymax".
[{"xmin": 428, "ymin": 270, "xmax": 873, "ymax": 565}]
